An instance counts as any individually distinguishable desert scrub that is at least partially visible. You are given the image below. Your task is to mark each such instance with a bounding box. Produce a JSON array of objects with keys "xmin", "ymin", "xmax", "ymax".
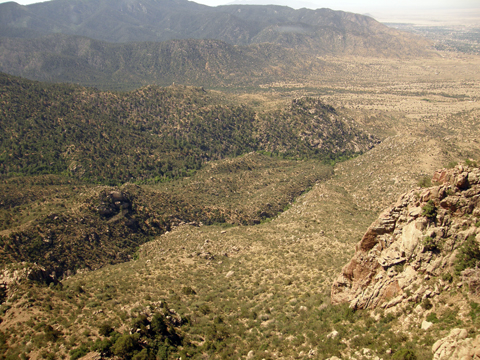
[
  {"xmin": 422, "ymin": 200, "xmax": 437, "ymax": 220},
  {"xmin": 455, "ymin": 235, "xmax": 480, "ymax": 274},
  {"xmin": 418, "ymin": 176, "xmax": 432, "ymax": 188}
]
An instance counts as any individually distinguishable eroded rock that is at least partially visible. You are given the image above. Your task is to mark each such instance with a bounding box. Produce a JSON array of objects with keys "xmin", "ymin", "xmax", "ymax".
[{"xmin": 331, "ymin": 165, "xmax": 480, "ymax": 310}]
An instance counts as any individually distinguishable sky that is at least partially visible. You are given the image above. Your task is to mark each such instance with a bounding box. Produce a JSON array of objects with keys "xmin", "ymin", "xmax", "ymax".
[{"xmin": 2, "ymin": 0, "xmax": 478, "ymax": 7}]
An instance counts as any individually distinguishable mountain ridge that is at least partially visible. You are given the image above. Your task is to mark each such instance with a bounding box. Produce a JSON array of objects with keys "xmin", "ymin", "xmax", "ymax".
[{"xmin": 0, "ymin": 0, "xmax": 432, "ymax": 57}]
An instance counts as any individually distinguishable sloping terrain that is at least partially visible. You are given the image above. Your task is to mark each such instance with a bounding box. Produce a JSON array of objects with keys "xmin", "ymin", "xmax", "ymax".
[
  {"xmin": 0, "ymin": 73, "xmax": 377, "ymax": 184},
  {"xmin": 0, "ymin": 26, "xmax": 479, "ymax": 360},
  {"xmin": 0, "ymin": 0, "xmax": 431, "ymax": 57},
  {"xmin": 0, "ymin": 36, "xmax": 327, "ymax": 89}
]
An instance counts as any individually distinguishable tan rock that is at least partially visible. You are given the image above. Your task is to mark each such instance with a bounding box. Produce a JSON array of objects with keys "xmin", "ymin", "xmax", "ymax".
[
  {"xmin": 432, "ymin": 328, "xmax": 479, "ymax": 360},
  {"xmin": 401, "ymin": 221, "xmax": 423, "ymax": 257},
  {"xmin": 421, "ymin": 320, "xmax": 433, "ymax": 330}
]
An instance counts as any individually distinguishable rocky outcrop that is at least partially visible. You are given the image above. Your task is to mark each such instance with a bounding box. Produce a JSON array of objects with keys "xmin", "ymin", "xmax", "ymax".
[
  {"xmin": 432, "ymin": 328, "xmax": 480, "ymax": 360},
  {"xmin": 0, "ymin": 262, "xmax": 57, "ymax": 302},
  {"xmin": 331, "ymin": 165, "xmax": 480, "ymax": 310}
]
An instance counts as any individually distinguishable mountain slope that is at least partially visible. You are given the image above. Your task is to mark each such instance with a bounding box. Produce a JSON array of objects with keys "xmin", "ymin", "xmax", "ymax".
[
  {"xmin": 0, "ymin": 72, "xmax": 378, "ymax": 183},
  {"xmin": 0, "ymin": 35, "xmax": 326, "ymax": 89},
  {"xmin": 0, "ymin": 0, "xmax": 432, "ymax": 57}
]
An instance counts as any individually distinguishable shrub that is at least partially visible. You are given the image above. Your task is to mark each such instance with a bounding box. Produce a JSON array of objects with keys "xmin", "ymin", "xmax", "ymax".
[
  {"xmin": 421, "ymin": 200, "xmax": 436, "ymax": 220},
  {"xmin": 442, "ymin": 273, "xmax": 453, "ymax": 283},
  {"xmin": 392, "ymin": 348, "xmax": 417, "ymax": 360},
  {"xmin": 132, "ymin": 348, "xmax": 154, "ymax": 360},
  {"xmin": 418, "ymin": 176, "xmax": 432, "ymax": 188},
  {"xmin": 70, "ymin": 345, "xmax": 89, "ymax": 360},
  {"xmin": 43, "ymin": 325, "xmax": 62, "ymax": 342},
  {"xmin": 151, "ymin": 314, "xmax": 168, "ymax": 336},
  {"xmin": 422, "ymin": 236, "xmax": 439, "ymax": 251},
  {"xmin": 465, "ymin": 159, "xmax": 478, "ymax": 168},
  {"xmin": 112, "ymin": 334, "xmax": 139, "ymax": 358},
  {"xmin": 421, "ymin": 298, "xmax": 433, "ymax": 310},
  {"xmin": 426, "ymin": 312, "xmax": 439, "ymax": 323},
  {"xmin": 156, "ymin": 344, "xmax": 169, "ymax": 360},
  {"xmin": 99, "ymin": 323, "xmax": 114, "ymax": 337},
  {"xmin": 455, "ymin": 235, "xmax": 480, "ymax": 275},
  {"xmin": 182, "ymin": 286, "xmax": 196, "ymax": 295},
  {"xmin": 469, "ymin": 302, "xmax": 480, "ymax": 322}
]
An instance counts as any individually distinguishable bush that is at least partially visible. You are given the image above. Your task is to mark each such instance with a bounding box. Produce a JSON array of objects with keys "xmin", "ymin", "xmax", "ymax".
[
  {"xmin": 132, "ymin": 348, "xmax": 154, "ymax": 360},
  {"xmin": 442, "ymin": 272, "xmax": 453, "ymax": 283},
  {"xmin": 418, "ymin": 176, "xmax": 432, "ymax": 188},
  {"xmin": 151, "ymin": 314, "xmax": 168, "ymax": 337},
  {"xmin": 426, "ymin": 312, "xmax": 439, "ymax": 323},
  {"xmin": 182, "ymin": 286, "xmax": 196, "ymax": 295},
  {"xmin": 422, "ymin": 236, "xmax": 439, "ymax": 251},
  {"xmin": 392, "ymin": 348, "xmax": 417, "ymax": 360},
  {"xmin": 455, "ymin": 235, "xmax": 480, "ymax": 275},
  {"xmin": 70, "ymin": 345, "xmax": 89, "ymax": 360},
  {"xmin": 465, "ymin": 159, "xmax": 478, "ymax": 168},
  {"xmin": 421, "ymin": 200, "xmax": 436, "ymax": 220},
  {"xmin": 421, "ymin": 298, "xmax": 433, "ymax": 310},
  {"xmin": 112, "ymin": 334, "xmax": 139, "ymax": 358},
  {"xmin": 156, "ymin": 345, "xmax": 169, "ymax": 360},
  {"xmin": 99, "ymin": 323, "xmax": 114, "ymax": 337}
]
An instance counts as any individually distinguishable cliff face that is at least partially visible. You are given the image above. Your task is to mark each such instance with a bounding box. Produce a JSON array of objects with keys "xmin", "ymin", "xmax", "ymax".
[{"xmin": 331, "ymin": 165, "xmax": 480, "ymax": 310}]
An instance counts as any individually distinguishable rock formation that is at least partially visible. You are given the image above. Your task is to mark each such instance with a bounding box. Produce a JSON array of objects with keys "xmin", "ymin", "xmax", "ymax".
[
  {"xmin": 432, "ymin": 328, "xmax": 480, "ymax": 360},
  {"xmin": 331, "ymin": 165, "xmax": 480, "ymax": 310}
]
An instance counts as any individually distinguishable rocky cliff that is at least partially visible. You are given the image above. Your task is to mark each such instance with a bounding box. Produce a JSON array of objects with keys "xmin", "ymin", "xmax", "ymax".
[{"xmin": 331, "ymin": 165, "xmax": 480, "ymax": 310}]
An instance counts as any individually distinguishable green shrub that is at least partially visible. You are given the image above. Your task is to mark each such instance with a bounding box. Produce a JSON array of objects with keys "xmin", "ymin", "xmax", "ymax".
[
  {"xmin": 465, "ymin": 159, "xmax": 478, "ymax": 168},
  {"xmin": 181, "ymin": 286, "xmax": 196, "ymax": 295},
  {"xmin": 442, "ymin": 273, "xmax": 453, "ymax": 283},
  {"xmin": 426, "ymin": 312, "xmax": 439, "ymax": 323},
  {"xmin": 70, "ymin": 345, "xmax": 89, "ymax": 360},
  {"xmin": 418, "ymin": 176, "xmax": 432, "ymax": 188},
  {"xmin": 421, "ymin": 299, "xmax": 433, "ymax": 310},
  {"xmin": 132, "ymin": 348, "xmax": 154, "ymax": 360},
  {"xmin": 43, "ymin": 325, "xmax": 62, "ymax": 343},
  {"xmin": 469, "ymin": 302, "xmax": 480, "ymax": 322},
  {"xmin": 112, "ymin": 334, "xmax": 139, "ymax": 358},
  {"xmin": 392, "ymin": 348, "xmax": 417, "ymax": 360},
  {"xmin": 99, "ymin": 323, "xmax": 114, "ymax": 337},
  {"xmin": 92, "ymin": 338, "xmax": 113, "ymax": 355},
  {"xmin": 422, "ymin": 236, "xmax": 439, "ymax": 251},
  {"xmin": 156, "ymin": 344, "xmax": 169, "ymax": 360},
  {"xmin": 151, "ymin": 314, "xmax": 168, "ymax": 336},
  {"xmin": 422, "ymin": 200, "xmax": 436, "ymax": 220},
  {"xmin": 455, "ymin": 235, "xmax": 480, "ymax": 274}
]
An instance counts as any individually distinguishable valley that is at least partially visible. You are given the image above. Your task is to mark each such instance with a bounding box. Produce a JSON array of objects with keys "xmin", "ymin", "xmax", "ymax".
[{"xmin": 1, "ymin": 1, "xmax": 480, "ymax": 359}]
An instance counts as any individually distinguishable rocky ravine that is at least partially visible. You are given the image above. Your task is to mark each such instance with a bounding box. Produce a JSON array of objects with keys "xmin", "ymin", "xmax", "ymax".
[{"xmin": 331, "ymin": 164, "xmax": 480, "ymax": 359}]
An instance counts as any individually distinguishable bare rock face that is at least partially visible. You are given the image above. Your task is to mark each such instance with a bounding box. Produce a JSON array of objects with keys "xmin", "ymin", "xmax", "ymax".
[
  {"xmin": 432, "ymin": 328, "xmax": 480, "ymax": 360},
  {"xmin": 331, "ymin": 165, "xmax": 480, "ymax": 310}
]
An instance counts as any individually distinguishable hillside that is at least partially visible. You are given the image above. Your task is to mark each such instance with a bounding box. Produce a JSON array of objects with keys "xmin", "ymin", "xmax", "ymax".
[
  {"xmin": 0, "ymin": 0, "xmax": 431, "ymax": 57},
  {"xmin": 0, "ymin": 154, "xmax": 333, "ymax": 278},
  {"xmin": 0, "ymin": 72, "xmax": 379, "ymax": 278},
  {"xmin": 0, "ymin": 72, "xmax": 377, "ymax": 184},
  {"xmin": 2, "ymin": 163, "xmax": 480, "ymax": 360},
  {"xmin": 0, "ymin": 36, "xmax": 327, "ymax": 89}
]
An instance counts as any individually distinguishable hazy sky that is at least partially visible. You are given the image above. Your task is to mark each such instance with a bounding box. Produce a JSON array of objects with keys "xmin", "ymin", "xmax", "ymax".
[{"xmin": 2, "ymin": 0, "xmax": 478, "ymax": 8}]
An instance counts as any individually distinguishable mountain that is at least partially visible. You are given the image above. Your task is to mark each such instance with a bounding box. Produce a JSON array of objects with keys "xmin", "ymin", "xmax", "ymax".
[
  {"xmin": 0, "ymin": 0, "xmax": 432, "ymax": 57},
  {"xmin": 0, "ymin": 35, "xmax": 327, "ymax": 89}
]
